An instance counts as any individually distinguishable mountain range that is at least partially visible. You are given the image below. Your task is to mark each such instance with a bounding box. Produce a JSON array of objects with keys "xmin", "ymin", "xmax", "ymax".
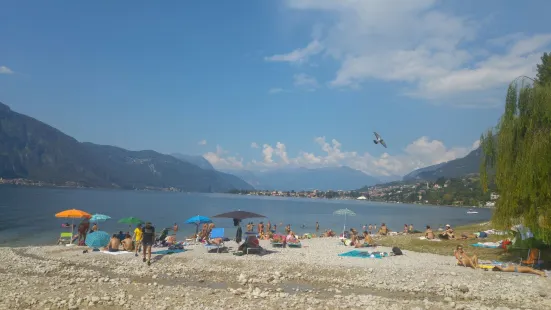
[
  {"xmin": 402, "ymin": 148, "xmax": 482, "ymax": 181},
  {"xmin": 223, "ymin": 166, "xmax": 381, "ymax": 191},
  {"xmin": 0, "ymin": 102, "xmax": 252, "ymax": 192}
]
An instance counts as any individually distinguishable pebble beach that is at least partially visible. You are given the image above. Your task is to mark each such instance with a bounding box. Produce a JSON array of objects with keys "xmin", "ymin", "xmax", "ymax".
[{"xmin": 1, "ymin": 238, "xmax": 550, "ymax": 310}]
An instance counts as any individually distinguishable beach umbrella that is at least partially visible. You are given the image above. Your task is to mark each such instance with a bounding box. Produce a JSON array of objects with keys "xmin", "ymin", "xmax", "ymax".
[
  {"xmin": 185, "ymin": 215, "xmax": 212, "ymax": 225},
  {"xmin": 185, "ymin": 215, "xmax": 212, "ymax": 234},
  {"xmin": 90, "ymin": 214, "xmax": 111, "ymax": 222},
  {"xmin": 333, "ymin": 208, "xmax": 356, "ymax": 237},
  {"xmin": 55, "ymin": 209, "xmax": 92, "ymax": 245},
  {"xmin": 212, "ymin": 210, "xmax": 266, "ymax": 220},
  {"xmin": 85, "ymin": 231, "xmax": 110, "ymax": 249}
]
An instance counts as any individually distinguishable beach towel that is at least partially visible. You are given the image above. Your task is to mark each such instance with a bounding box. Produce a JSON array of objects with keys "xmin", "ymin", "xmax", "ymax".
[
  {"xmin": 153, "ymin": 249, "xmax": 186, "ymax": 255},
  {"xmin": 338, "ymin": 250, "xmax": 388, "ymax": 259},
  {"xmin": 100, "ymin": 251, "xmax": 132, "ymax": 255},
  {"xmin": 471, "ymin": 242, "xmax": 501, "ymax": 248}
]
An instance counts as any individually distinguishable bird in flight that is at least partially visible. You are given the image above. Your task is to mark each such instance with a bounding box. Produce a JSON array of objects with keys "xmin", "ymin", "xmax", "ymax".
[{"xmin": 373, "ymin": 132, "xmax": 387, "ymax": 148}]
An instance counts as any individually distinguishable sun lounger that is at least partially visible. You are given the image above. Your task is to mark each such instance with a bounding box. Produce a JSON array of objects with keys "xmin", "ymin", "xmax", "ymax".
[
  {"xmin": 204, "ymin": 228, "xmax": 227, "ymax": 253},
  {"xmin": 57, "ymin": 232, "xmax": 73, "ymax": 245},
  {"xmin": 287, "ymin": 242, "xmax": 302, "ymax": 248},
  {"xmin": 99, "ymin": 251, "xmax": 132, "ymax": 255},
  {"xmin": 271, "ymin": 241, "xmax": 285, "ymax": 248}
]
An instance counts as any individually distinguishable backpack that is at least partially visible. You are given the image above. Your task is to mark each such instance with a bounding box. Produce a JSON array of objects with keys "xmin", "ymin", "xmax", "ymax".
[{"xmin": 392, "ymin": 246, "xmax": 403, "ymax": 255}]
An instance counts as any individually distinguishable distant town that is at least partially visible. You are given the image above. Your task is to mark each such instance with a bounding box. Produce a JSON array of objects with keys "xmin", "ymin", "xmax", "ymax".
[{"xmin": 228, "ymin": 175, "xmax": 498, "ymax": 208}]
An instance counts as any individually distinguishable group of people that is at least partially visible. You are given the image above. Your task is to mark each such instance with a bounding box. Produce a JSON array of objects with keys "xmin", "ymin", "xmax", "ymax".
[
  {"xmin": 424, "ymin": 224, "xmax": 455, "ymax": 240},
  {"xmin": 97, "ymin": 222, "xmax": 157, "ymax": 266}
]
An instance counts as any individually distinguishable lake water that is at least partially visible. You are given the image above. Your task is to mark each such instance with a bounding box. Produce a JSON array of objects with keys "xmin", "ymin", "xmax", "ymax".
[{"xmin": 0, "ymin": 186, "xmax": 492, "ymax": 246}]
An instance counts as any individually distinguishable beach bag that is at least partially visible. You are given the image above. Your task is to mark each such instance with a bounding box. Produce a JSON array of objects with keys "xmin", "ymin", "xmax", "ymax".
[
  {"xmin": 392, "ymin": 247, "xmax": 403, "ymax": 256},
  {"xmin": 479, "ymin": 231, "xmax": 488, "ymax": 238}
]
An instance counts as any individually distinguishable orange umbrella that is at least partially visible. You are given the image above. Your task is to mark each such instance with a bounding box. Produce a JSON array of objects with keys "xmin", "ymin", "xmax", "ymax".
[
  {"xmin": 55, "ymin": 209, "xmax": 91, "ymax": 245},
  {"xmin": 55, "ymin": 209, "xmax": 91, "ymax": 219}
]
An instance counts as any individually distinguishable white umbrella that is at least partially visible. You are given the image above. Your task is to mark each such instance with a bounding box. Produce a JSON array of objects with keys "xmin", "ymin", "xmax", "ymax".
[{"xmin": 333, "ymin": 208, "xmax": 356, "ymax": 237}]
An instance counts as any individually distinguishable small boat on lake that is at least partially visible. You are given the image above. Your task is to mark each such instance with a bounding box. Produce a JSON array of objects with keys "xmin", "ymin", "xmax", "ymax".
[{"xmin": 466, "ymin": 208, "xmax": 479, "ymax": 214}]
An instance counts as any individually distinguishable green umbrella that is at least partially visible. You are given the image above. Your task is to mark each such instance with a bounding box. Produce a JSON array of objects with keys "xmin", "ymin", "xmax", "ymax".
[{"xmin": 118, "ymin": 217, "xmax": 144, "ymax": 228}]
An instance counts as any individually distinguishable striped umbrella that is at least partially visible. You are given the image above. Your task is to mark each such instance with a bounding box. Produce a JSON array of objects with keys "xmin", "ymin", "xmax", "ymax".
[{"xmin": 85, "ymin": 231, "xmax": 110, "ymax": 249}]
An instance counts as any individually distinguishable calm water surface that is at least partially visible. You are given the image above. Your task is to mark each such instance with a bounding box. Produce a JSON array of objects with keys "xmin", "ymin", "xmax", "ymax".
[{"xmin": 0, "ymin": 186, "xmax": 492, "ymax": 246}]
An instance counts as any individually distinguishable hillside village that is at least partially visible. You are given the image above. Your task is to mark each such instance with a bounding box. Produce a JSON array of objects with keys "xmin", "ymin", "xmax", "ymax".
[{"xmin": 229, "ymin": 175, "xmax": 498, "ymax": 208}]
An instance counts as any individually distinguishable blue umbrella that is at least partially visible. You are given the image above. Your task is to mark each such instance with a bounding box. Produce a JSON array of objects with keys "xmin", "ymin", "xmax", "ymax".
[
  {"xmin": 185, "ymin": 215, "xmax": 212, "ymax": 234},
  {"xmin": 85, "ymin": 231, "xmax": 110, "ymax": 248},
  {"xmin": 185, "ymin": 215, "xmax": 212, "ymax": 225},
  {"xmin": 90, "ymin": 214, "xmax": 111, "ymax": 222}
]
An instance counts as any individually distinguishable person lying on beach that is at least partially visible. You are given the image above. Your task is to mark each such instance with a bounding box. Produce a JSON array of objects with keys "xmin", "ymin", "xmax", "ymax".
[
  {"xmin": 492, "ymin": 265, "xmax": 547, "ymax": 277},
  {"xmin": 460, "ymin": 233, "xmax": 477, "ymax": 239},
  {"xmin": 454, "ymin": 245, "xmax": 478, "ymax": 268},
  {"xmin": 122, "ymin": 234, "xmax": 134, "ymax": 251},
  {"xmin": 286, "ymin": 231, "xmax": 299, "ymax": 243},
  {"xmin": 105, "ymin": 234, "xmax": 121, "ymax": 252},
  {"xmin": 425, "ymin": 226, "xmax": 435, "ymax": 239}
]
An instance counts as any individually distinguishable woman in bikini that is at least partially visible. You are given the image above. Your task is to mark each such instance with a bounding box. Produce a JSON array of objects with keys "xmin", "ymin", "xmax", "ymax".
[{"xmin": 454, "ymin": 245, "xmax": 478, "ymax": 268}]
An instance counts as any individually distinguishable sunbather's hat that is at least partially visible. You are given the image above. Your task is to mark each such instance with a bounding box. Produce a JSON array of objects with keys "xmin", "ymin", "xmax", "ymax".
[{"xmin": 445, "ymin": 224, "xmax": 451, "ymax": 227}]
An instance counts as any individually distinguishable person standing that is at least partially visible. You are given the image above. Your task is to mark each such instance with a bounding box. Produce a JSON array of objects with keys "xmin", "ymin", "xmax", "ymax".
[
  {"xmin": 368, "ymin": 224, "xmax": 373, "ymax": 235},
  {"xmin": 316, "ymin": 221, "xmax": 320, "ymax": 232},
  {"xmin": 133, "ymin": 223, "xmax": 143, "ymax": 257},
  {"xmin": 173, "ymin": 222, "xmax": 179, "ymax": 238},
  {"xmin": 141, "ymin": 222, "xmax": 155, "ymax": 266}
]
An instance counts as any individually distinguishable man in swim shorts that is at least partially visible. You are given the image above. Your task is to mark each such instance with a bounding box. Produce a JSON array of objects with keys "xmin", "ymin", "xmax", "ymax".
[{"xmin": 141, "ymin": 222, "xmax": 155, "ymax": 266}]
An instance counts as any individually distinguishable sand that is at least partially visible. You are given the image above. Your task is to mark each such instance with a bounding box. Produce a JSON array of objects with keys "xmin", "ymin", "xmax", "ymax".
[{"xmin": 0, "ymin": 238, "xmax": 550, "ymax": 310}]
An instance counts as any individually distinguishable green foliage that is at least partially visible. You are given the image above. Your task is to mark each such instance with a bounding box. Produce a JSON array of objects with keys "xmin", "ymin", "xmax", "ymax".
[
  {"xmin": 536, "ymin": 52, "xmax": 551, "ymax": 85},
  {"xmin": 480, "ymin": 73, "xmax": 551, "ymax": 243}
]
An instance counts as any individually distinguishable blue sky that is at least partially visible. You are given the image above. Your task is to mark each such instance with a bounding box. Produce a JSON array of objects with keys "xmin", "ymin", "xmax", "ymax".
[{"xmin": 1, "ymin": 0, "xmax": 550, "ymax": 177}]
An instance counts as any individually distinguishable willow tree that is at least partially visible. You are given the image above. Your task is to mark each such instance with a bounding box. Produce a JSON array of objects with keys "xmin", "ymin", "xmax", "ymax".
[{"xmin": 480, "ymin": 74, "xmax": 551, "ymax": 243}]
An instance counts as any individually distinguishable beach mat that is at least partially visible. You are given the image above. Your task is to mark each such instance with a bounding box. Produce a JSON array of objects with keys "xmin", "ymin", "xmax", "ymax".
[
  {"xmin": 100, "ymin": 251, "xmax": 132, "ymax": 255},
  {"xmin": 153, "ymin": 249, "xmax": 186, "ymax": 255},
  {"xmin": 338, "ymin": 250, "xmax": 388, "ymax": 259},
  {"xmin": 471, "ymin": 243, "xmax": 501, "ymax": 248}
]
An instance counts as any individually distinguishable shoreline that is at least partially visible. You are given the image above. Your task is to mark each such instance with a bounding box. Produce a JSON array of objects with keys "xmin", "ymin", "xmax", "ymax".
[{"xmin": 1, "ymin": 237, "xmax": 549, "ymax": 309}]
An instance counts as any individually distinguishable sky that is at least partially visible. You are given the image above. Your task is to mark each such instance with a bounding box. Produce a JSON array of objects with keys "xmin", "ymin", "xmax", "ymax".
[{"xmin": 1, "ymin": 0, "xmax": 550, "ymax": 177}]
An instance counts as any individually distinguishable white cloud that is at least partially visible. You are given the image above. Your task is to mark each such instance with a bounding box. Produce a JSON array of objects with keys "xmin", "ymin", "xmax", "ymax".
[
  {"xmin": 203, "ymin": 145, "xmax": 243, "ymax": 169},
  {"xmin": 198, "ymin": 139, "xmax": 207, "ymax": 145},
  {"xmin": 293, "ymin": 73, "xmax": 319, "ymax": 90},
  {"xmin": 205, "ymin": 135, "xmax": 478, "ymax": 176},
  {"xmin": 268, "ymin": 0, "xmax": 551, "ymax": 106},
  {"xmin": 244, "ymin": 136, "xmax": 479, "ymax": 177},
  {"xmin": 268, "ymin": 87, "xmax": 285, "ymax": 94},
  {"xmin": 264, "ymin": 40, "xmax": 323, "ymax": 63},
  {"xmin": 0, "ymin": 66, "xmax": 14, "ymax": 74},
  {"xmin": 250, "ymin": 142, "xmax": 259, "ymax": 149}
]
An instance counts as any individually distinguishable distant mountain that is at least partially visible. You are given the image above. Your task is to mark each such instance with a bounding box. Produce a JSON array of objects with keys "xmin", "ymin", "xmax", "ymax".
[
  {"xmin": 402, "ymin": 162, "xmax": 447, "ymax": 181},
  {"xmin": 170, "ymin": 153, "xmax": 214, "ymax": 170},
  {"xmin": 0, "ymin": 102, "xmax": 253, "ymax": 192},
  {"xmin": 403, "ymin": 148, "xmax": 482, "ymax": 181},
  {"xmin": 223, "ymin": 166, "xmax": 381, "ymax": 191}
]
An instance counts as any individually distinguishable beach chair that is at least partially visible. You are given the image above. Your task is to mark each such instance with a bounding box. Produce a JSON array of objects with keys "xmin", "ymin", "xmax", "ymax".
[
  {"xmin": 521, "ymin": 248, "xmax": 542, "ymax": 269},
  {"xmin": 57, "ymin": 232, "xmax": 73, "ymax": 245},
  {"xmin": 204, "ymin": 228, "xmax": 226, "ymax": 253}
]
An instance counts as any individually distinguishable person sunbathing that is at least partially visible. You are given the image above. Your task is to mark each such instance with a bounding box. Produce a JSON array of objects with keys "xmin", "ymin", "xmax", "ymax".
[
  {"xmin": 286, "ymin": 231, "xmax": 299, "ymax": 243},
  {"xmin": 439, "ymin": 225, "xmax": 455, "ymax": 239},
  {"xmin": 122, "ymin": 234, "xmax": 134, "ymax": 251},
  {"xmin": 425, "ymin": 225, "xmax": 435, "ymax": 239},
  {"xmin": 105, "ymin": 234, "xmax": 121, "ymax": 252},
  {"xmin": 492, "ymin": 265, "xmax": 547, "ymax": 277},
  {"xmin": 454, "ymin": 245, "xmax": 478, "ymax": 268},
  {"xmin": 355, "ymin": 231, "xmax": 375, "ymax": 248}
]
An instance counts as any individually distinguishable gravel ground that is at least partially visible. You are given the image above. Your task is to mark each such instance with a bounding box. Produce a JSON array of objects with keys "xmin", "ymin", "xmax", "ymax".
[{"xmin": 1, "ymin": 238, "xmax": 550, "ymax": 310}]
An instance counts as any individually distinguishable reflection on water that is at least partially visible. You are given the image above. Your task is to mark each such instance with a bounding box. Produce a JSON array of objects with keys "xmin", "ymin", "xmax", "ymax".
[{"xmin": 0, "ymin": 186, "xmax": 492, "ymax": 246}]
